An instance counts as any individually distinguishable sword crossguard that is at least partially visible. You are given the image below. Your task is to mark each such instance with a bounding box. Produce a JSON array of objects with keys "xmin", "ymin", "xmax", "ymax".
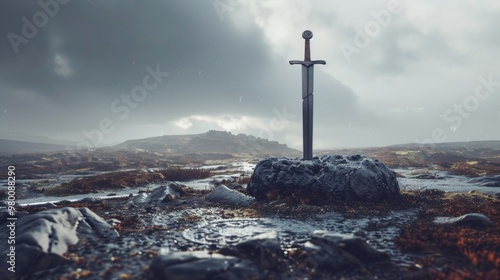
[{"xmin": 289, "ymin": 60, "xmax": 326, "ymax": 67}]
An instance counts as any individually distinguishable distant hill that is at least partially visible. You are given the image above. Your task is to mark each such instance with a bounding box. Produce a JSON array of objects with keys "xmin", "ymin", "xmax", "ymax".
[
  {"xmin": 317, "ymin": 140, "xmax": 500, "ymax": 176},
  {"xmin": 111, "ymin": 130, "xmax": 299, "ymax": 156},
  {"xmin": 0, "ymin": 139, "xmax": 69, "ymax": 155}
]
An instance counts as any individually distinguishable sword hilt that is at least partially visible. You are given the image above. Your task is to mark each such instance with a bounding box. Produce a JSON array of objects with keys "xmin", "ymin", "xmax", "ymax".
[
  {"xmin": 303, "ymin": 30, "xmax": 313, "ymax": 61},
  {"xmin": 289, "ymin": 30, "xmax": 326, "ymax": 67}
]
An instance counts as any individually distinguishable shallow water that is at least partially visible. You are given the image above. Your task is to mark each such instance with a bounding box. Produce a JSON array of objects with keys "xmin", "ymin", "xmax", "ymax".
[
  {"xmin": 395, "ymin": 168, "xmax": 500, "ymax": 194},
  {"xmin": 181, "ymin": 210, "xmax": 419, "ymax": 266}
]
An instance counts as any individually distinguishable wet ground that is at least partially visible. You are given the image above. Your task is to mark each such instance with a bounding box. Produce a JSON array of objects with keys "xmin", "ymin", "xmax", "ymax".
[
  {"xmin": 28, "ymin": 195, "xmax": 419, "ymax": 279},
  {"xmin": 3, "ymin": 161, "xmax": 499, "ymax": 279}
]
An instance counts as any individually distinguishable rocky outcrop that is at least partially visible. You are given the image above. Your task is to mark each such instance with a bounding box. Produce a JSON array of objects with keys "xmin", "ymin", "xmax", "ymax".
[
  {"xmin": 205, "ymin": 185, "xmax": 255, "ymax": 206},
  {"xmin": 247, "ymin": 155, "xmax": 400, "ymax": 203},
  {"xmin": 433, "ymin": 213, "xmax": 493, "ymax": 227},
  {"xmin": 0, "ymin": 207, "xmax": 118, "ymax": 277}
]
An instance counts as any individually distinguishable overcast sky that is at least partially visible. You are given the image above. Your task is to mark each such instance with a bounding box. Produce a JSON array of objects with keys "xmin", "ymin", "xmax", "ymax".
[{"xmin": 1, "ymin": 0, "xmax": 499, "ymax": 149}]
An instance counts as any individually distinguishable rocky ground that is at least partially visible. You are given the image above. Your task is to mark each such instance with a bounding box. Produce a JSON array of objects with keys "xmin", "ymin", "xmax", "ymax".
[
  {"xmin": 3, "ymin": 184, "xmax": 499, "ymax": 280},
  {"xmin": 1, "ymin": 147, "xmax": 500, "ymax": 279}
]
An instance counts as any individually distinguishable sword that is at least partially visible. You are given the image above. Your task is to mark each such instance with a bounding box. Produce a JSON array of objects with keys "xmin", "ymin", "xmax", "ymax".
[{"xmin": 289, "ymin": 30, "xmax": 326, "ymax": 160}]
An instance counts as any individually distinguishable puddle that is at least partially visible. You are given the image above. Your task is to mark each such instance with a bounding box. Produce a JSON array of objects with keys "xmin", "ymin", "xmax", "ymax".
[{"xmin": 181, "ymin": 210, "xmax": 418, "ymax": 266}]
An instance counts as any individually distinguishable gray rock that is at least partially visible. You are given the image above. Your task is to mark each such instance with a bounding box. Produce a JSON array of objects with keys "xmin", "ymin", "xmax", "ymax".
[
  {"xmin": 247, "ymin": 155, "xmax": 400, "ymax": 203},
  {"xmin": 0, "ymin": 207, "xmax": 118, "ymax": 277},
  {"xmin": 130, "ymin": 183, "xmax": 183, "ymax": 205},
  {"xmin": 311, "ymin": 231, "xmax": 389, "ymax": 263},
  {"xmin": 299, "ymin": 231, "xmax": 390, "ymax": 272},
  {"xmin": 206, "ymin": 185, "xmax": 255, "ymax": 206},
  {"xmin": 150, "ymin": 251, "xmax": 261, "ymax": 280},
  {"xmin": 410, "ymin": 173, "xmax": 444, "ymax": 180},
  {"xmin": 80, "ymin": 197, "xmax": 102, "ymax": 204},
  {"xmin": 219, "ymin": 231, "xmax": 282, "ymax": 270},
  {"xmin": 39, "ymin": 202, "xmax": 58, "ymax": 208},
  {"xmin": 468, "ymin": 175, "xmax": 500, "ymax": 187},
  {"xmin": 58, "ymin": 200, "xmax": 72, "ymax": 204},
  {"xmin": 433, "ymin": 213, "xmax": 493, "ymax": 227},
  {"xmin": 228, "ymin": 182, "xmax": 244, "ymax": 191}
]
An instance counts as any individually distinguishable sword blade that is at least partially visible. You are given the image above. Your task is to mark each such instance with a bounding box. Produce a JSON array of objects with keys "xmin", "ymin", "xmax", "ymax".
[
  {"xmin": 302, "ymin": 93, "xmax": 314, "ymax": 159},
  {"xmin": 301, "ymin": 65, "xmax": 315, "ymax": 159},
  {"xmin": 301, "ymin": 65, "xmax": 315, "ymax": 98}
]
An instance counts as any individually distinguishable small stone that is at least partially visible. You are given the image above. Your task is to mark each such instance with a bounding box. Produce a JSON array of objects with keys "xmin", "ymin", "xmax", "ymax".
[
  {"xmin": 128, "ymin": 183, "xmax": 183, "ymax": 205},
  {"xmin": 219, "ymin": 231, "xmax": 282, "ymax": 269},
  {"xmin": 205, "ymin": 185, "xmax": 255, "ymax": 206},
  {"xmin": 150, "ymin": 251, "xmax": 261, "ymax": 280},
  {"xmin": 433, "ymin": 213, "xmax": 493, "ymax": 227},
  {"xmin": 81, "ymin": 197, "xmax": 102, "ymax": 204}
]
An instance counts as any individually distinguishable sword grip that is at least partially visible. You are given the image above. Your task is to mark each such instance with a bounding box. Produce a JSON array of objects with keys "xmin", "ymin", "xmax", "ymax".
[{"xmin": 304, "ymin": 39, "xmax": 311, "ymax": 61}]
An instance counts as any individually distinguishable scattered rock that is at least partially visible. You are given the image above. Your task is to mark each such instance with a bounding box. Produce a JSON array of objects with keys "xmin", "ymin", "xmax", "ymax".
[
  {"xmin": 410, "ymin": 173, "xmax": 444, "ymax": 180},
  {"xmin": 39, "ymin": 202, "xmax": 58, "ymax": 208},
  {"xmin": 0, "ymin": 207, "xmax": 118, "ymax": 277},
  {"xmin": 80, "ymin": 197, "xmax": 102, "ymax": 204},
  {"xmin": 468, "ymin": 175, "xmax": 500, "ymax": 187},
  {"xmin": 228, "ymin": 182, "xmax": 244, "ymax": 191},
  {"xmin": 247, "ymin": 155, "xmax": 400, "ymax": 203},
  {"xmin": 129, "ymin": 183, "xmax": 183, "ymax": 205},
  {"xmin": 297, "ymin": 231, "xmax": 390, "ymax": 273},
  {"xmin": 219, "ymin": 231, "xmax": 282, "ymax": 270},
  {"xmin": 150, "ymin": 251, "xmax": 261, "ymax": 280},
  {"xmin": 206, "ymin": 185, "xmax": 255, "ymax": 206},
  {"xmin": 58, "ymin": 200, "xmax": 72, "ymax": 204},
  {"xmin": 433, "ymin": 213, "xmax": 493, "ymax": 227}
]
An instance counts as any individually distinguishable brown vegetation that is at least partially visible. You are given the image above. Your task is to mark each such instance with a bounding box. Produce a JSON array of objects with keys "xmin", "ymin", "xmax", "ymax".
[
  {"xmin": 157, "ymin": 167, "xmax": 211, "ymax": 181},
  {"xmin": 397, "ymin": 191, "xmax": 500, "ymax": 279},
  {"xmin": 45, "ymin": 168, "xmax": 210, "ymax": 196}
]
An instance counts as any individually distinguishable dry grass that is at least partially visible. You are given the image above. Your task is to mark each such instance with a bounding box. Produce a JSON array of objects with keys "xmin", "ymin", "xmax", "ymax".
[
  {"xmin": 45, "ymin": 168, "xmax": 211, "ymax": 196},
  {"xmin": 46, "ymin": 171, "xmax": 166, "ymax": 196},
  {"xmin": 397, "ymin": 191, "xmax": 500, "ymax": 279},
  {"xmin": 157, "ymin": 167, "xmax": 211, "ymax": 181}
]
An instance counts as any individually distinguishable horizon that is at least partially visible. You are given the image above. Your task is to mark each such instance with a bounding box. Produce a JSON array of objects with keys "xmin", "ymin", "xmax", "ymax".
[
  {"xmin": 3, "ymin": 130, "xmax": 500, "ymax": 153},
  {"xmin": 1, "ymin": 1, "xmax": 499, "ymax": 149}
]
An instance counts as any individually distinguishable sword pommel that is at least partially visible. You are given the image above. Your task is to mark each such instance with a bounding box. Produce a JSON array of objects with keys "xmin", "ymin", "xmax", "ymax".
[{"xmin": 302, "ymin": 30, "xmax": 313, "ymax": 40}]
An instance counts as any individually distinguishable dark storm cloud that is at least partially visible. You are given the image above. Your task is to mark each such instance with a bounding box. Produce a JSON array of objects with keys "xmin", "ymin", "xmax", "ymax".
[{"xmin": 0, "ymin": 0, "xmax": 358, "ymax": 144}]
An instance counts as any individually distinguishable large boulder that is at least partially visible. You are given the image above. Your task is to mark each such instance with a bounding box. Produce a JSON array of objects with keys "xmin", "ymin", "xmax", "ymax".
[
  {"xmin": 0, "ymin": 207, "xmax": 118, "ymax": 277},
  {"xmin": 247, "ymin": 155, "xmax": 400, "ymax": 203}
]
